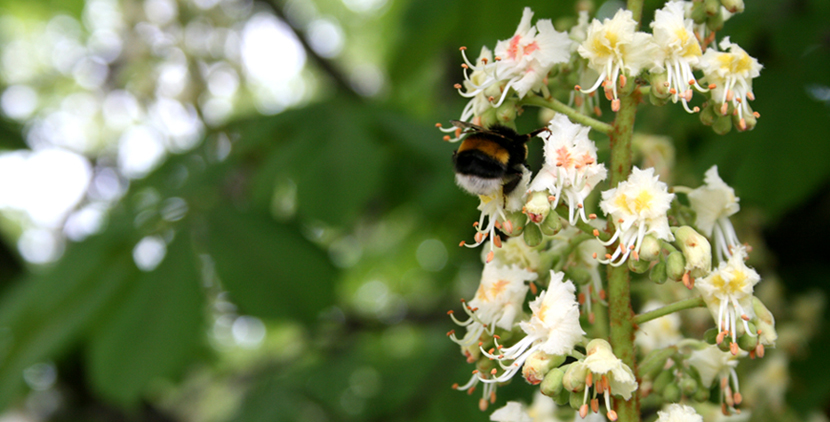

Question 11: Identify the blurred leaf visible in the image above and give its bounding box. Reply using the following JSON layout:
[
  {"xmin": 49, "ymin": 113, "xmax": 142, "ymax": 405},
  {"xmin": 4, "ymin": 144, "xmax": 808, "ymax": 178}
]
[
  {"xmin": 0, "ymin": 217, "xmax": 135, "ymax": 409},
  {"xmin": 247, "ymin": 102, "xmax": 389, "ymax": 227},
  {"xmin": 86, "ymin": 229, "xmax": 204, "ymax": 407},
  {"xmin": 231, "ymin": 325, "xmax": 461, "ymax": 422},
  {"xmin": 206, "ymin": 204, "xmax": 337, "ymax": 323}
]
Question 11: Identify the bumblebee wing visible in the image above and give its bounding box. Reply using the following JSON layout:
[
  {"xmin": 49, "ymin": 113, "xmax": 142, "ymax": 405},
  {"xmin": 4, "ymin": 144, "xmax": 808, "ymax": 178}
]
[{"xmin": 449, "ymin": 120, "xmax": 487, "ymax": 133}]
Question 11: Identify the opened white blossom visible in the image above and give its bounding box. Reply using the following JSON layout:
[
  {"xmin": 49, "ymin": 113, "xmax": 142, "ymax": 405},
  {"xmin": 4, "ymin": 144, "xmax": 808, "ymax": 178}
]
[
  {"xmin": 449, "ymin": 260, "xmax": 536, "ymax": 348},
  {"xmin": 441, "ymin": 7, "xmax": 571, "ymax": 138},
  {"xmin": 651, "ymin": 0, "xmax": 706, "ymax": 113},
  {"xmin": 695, "ymin": 246, "xmax": 760, "ymax": 351},
  {"xmin": 598, "ymin": 166, "xmax": 675, "ymax": 266},
  {"xmin": 571, "ymin": 339, "xmax": 637, "ymax": 421},
  {"xmin": 656, "ymin": 403, "xmax": 703, "ymax": 422},
  {"xmin": 635, "ymin": 301, "xmax": 683, "ymax": 353},
  {"xmin": 527, "ymin": 114, "xmax": 607, "ymax": 225},
  {"xmin": 687, "ymin": 166, "xmax": 741, "ymax": 262},
  {"xmin": 490, "ymin": 236, "xmax": 543, "ymax": 272},
  {"xmin": 700, "ymin": 37, "xmax": 762, "ymax": 131},
  {"xmin": 490, "ymin": 401, "xmax": 533, "ymax": 422},
  {"xmin": 490, "ymin": 391, "xmax": 568, "ymax": 422},
  {"xmin": 577, "ymin": 9, "xmax": 658, "ymax": 111},
  {"xmin": 463, "ymin": 167, "xmax": 531, "ymax": 262},
  {"xmin": 478, "ymin": 273, "xmax": 583, "ymax": 385},
  {"xmin": 688, "ymin": 344, "xmax": 744, "ymax": 412}
]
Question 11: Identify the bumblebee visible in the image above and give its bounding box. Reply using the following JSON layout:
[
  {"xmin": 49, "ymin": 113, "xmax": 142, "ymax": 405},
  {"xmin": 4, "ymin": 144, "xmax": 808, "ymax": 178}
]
[{"xmin": 451, "ymin": 120, "xmax": 547, "ymax": 197}]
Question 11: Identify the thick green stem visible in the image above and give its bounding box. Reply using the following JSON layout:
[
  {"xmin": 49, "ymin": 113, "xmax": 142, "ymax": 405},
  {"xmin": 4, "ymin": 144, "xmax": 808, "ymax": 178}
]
[
  {"xmin": 606, "ymin": 68, "xmax": 642, "ymax": 422},
  {"xmin": 522, "ymin": 96, "xmax": 613, "ymax": 134},
  {"xmin": 633, "ymin": 297, "xmax": 706, "ymax": 325}
]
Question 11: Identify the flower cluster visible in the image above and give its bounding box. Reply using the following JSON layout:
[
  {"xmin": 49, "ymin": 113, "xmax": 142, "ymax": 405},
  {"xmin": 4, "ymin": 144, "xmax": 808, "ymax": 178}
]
[{"xmin": 439, "ymin": 3, "xmax": 781, "ymax": 422}]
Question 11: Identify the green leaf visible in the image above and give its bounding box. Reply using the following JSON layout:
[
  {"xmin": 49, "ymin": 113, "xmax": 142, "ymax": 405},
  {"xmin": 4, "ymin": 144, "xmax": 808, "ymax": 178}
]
[
  {"xmin": 86, "ymin": 229, "xmax": 204, "ymax": 407},
  {"xmin": 248, "ymin": 103, "xmax": 388, "ymax": 227},
  {"xmin": 206, "ymin": 205, "xmax": 337, "ymax": 323},
  {"xmin": 0, "ymin": 219, "xmax": 135, "ymax": 409}
]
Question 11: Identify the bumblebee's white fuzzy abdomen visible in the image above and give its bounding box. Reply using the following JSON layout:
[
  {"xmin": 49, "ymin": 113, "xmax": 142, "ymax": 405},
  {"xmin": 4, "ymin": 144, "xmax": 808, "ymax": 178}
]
[{"xmin": 455, "ymin": 174, "xmax": 501, "ymax": 196}]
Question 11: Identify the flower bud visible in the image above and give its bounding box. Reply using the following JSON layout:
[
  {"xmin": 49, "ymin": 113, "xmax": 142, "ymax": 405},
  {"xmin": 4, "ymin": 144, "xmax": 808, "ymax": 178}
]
[
  {"xmin": 496, "ymin": 101, "xmax": 518, "ymax": 124},
  {"xmin": 738, "ymin": 321, "xmax": 759, "ymax": 352},
  {"xmin": 753, "ymin": 296, "xmax": 778, "ymax": 346},
  {"xmin": 706, "ymin": 7, "xmax": 725, "ymax": 32},
  {"xmin": 649, "ymin": 72, "xmax": 670, "ymax": 99},
  {"xmin": 690, "ymin": 0, "xmax": 707, "ymax": 23},
  {"xmin": 734, "ymin": 108, "xmax": 757, "ymax": 132},
  {"xmin": 525, "ymin": 191, "xmax": 551, "ymax": 224},
  {"xmin": 553, "ymin": 380, "xmax": 572, "ymax": 405},
  {"xmin": 674, "ymin": 226, "xmax": 712, "ymax": 278},
  {"xmin": 652, "ymin": 370, "xmax": 673, "ymax": 394},
  {"xmin": 639, "ymin": 347, "xmax": 675, "ymax": 380},
  {"xmin": 721, "ymin": 0, "xmax": 744, "ymax": 13},
  {"xmin": 504, "ymin": 211, "xmax": 526, "ymax": 236},
  {"xmin": 704, "ymin": 0, "xmax": 720, "ymax": 16},
  {"xmin": 562, "ymin": 362, "xmax": 588, "ymax": 392},
  {"xmin": 539, "ymin": 212, "xmax": 563, "ymax": 236},
  {"xmin": 541, "ymin": 367, "xmax": 566, "ymax": 397},
  {"xmin": 679, "ymin": 376, "xmax": 699, "ymax": 396},
  {"xmin": 628, "ymin": 256, "xmax": 651, "ymax": 273},
  {"xmin": 569, "ymin": 390, "xmax": 584, "ymax": 410},
  {"xmin": 717, "ymin": 338, "xmax": 732, "ymax": 352},
  {"xmin": 699, "ymin": 103, "xmax": 717, "ymax": 126},
  {"xmin": 639, "ymin": 235, "xmax": 662, "ymax": 261},
  {"xmin": 523, "ymin": 351, "xmax": 566, "ymax": 385},
  {"xmin": 713, "ymin": 113, "xmax": 732, "ymax": 135},
  {"xmin": 649, "ymin": 260, "xmax": 668, "ymax": 284},
  {"xmin": 693, "ymin": 385, "xmax": 710, "ymax": 402},
  {"xmin": 662, "ymin": 382, "xmax": 681, "ymax": 402},
  {"xmin": 704, "ymin": 327, "xmax": 719, "ymax": 344},
  {"xmin": 565, "ymin": 266, "xmax": 592, "ymax": 286},
  {"xmin": 666, "ymin": 251, "xmax": 686, "ymax": 281},
  {"xmin": 523, "ymin": 222, "xmax": 543, "ymax": 247}
]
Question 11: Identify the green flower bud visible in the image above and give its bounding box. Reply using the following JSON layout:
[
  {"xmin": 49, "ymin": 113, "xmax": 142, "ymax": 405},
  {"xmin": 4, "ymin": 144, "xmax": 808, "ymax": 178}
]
[
  {"xmin": 738, "ymin": 321, "xmax": 759, "ymax": 352},
  {"xmin": 652, "ymin": 370, "xmax": 673, "ymax": 394},
  {"xmin": 525, "ymin": 191, "xmax": 551, "ymax": 225},
  {"xmin": 628, "ymin": 256, "xmax": 651, "ymax": 273},
  {"xmin": 649, "ymin": 260, "xmax": 668, "ymax": 284},
  {"xmin": 704, "ymin": 327, "xmax": 719, "ymax": 344},
  {"xmin": 562, "ymin": 362, "xmax": 587, "ymax": 392},
  {"xmin": 539, "ymin": 212, "xmax": 563, "ymax": 236},
  {"xmin": 504, "ymin": 211, "xmax": 526, "ymax": 236},
  {"xmin": 690, "ymin": 0, "xmax": 707, "ymax": 23},
  {"xmin": 523, "ymin": 351, "xmax": 566, "ymax": 385},
  {"xmin": 713, "ymin": 113, "xmax": 732, "ymax": 135},
  {"xmin": 541, "ymin": 367, "xmax": 566, "ymax": 397},
  {"xmin": 649, "ymin": 72, "xmax": 670, "ymax": 99},
  {"xmin": 666, "ymin": 251, "xmax": 686, "ymax": 281},
  {"xmin": 496, "ymin": 101, "xmax": 518, "ymax": 124},
  {"xmin": 704, "ymin": 0, "xmax": 720, "ymax": 16},
  {"xmin": 706, "ymin": 7, "xmax": 725, "ymax": 32},
  {"xmin": 662, "ymin": 382, "xmax": 682, "ymax": 402},
  {"xmin": 639, "ymin": 347, "xmax": 675, "ymax": 380},
  {"xmin": 693, "ymin": 385, "xmax": 710, "ymax": 402},
  {"xmin": 737, "ymin": 109, "xmax": 757, "ymax": 132},
  {"xmin": 699, "ymin": 102, "xmax": 717, "ymax": 126},
  {"xmin": 680, "ymin": 376, "xmax": 699, "ymax": 396},
  {"xmin": 569, "ymin": 390, "xmax": 584, "ymax": 410},
  {"xmin": 565, "ymin": 266, "xmax": 592, "ymax": 286},
  {"xmin": 674, "ymin": 226, "xmax": 712, "ymax": 278},
  {"xmin": 721, "ymin": 0, "xmax": 744, "ymax": 13},
  {"xmin": 523, "ymin": 222, "xmax": 543, "ymax": 247},
  {"xmin": 752, "ymin": 296, "xmax": 777, "ymax": 346},
  {"xmin": 639, "ymin": 235, "xmax": 662, "ymax": 261},
  {"xmin": 717, "ymin": 337, "xmax": 732, "ymax": 352},
  {"xmin": 554, "ymin": 380, "xmax": 572, "ymax": 405}
]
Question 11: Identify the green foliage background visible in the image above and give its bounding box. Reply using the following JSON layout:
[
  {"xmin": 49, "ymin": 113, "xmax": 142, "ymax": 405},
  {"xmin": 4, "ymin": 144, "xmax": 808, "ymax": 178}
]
[{"xmin": 0, "ymin": 0, "xmax": 829, "ymax": 421}]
